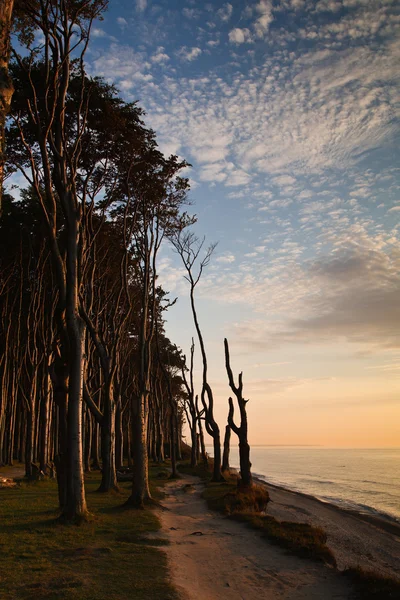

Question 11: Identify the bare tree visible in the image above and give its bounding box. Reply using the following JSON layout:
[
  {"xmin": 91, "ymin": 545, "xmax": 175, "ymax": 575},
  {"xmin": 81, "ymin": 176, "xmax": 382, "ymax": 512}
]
[
  {"xmin": 224, "ymin": 338, "xmax": 253, "ymax": 488},
  {"xmin": 221, "ymin": 423, "xmax": 231, "ymax": 473},
  {"xmin": 171, "ymin": 232, "xmax": 223, "ymax": 481}
]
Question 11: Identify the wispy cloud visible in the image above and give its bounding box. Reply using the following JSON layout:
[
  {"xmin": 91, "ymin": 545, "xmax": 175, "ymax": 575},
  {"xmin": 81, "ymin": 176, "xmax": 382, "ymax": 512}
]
[
  {"xmin": 217, "ymin": 3, "xmax": 234, "ymax": 22},
  {"xmin": 136, "ymin": 0, "xmax": 147, "ymax": 12}
]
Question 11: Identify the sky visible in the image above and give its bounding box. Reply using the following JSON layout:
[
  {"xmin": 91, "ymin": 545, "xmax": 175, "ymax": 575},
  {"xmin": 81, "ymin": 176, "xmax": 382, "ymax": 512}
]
[{"xmin": 86, "ymin": 0, "xmax": 400, "ymax": 447}]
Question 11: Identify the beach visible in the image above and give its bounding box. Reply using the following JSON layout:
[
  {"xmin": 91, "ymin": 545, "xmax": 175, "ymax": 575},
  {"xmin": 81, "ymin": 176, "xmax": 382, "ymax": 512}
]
[
  {"xmin": 159, "ymin": 473, "xmax": 400, "ymax": 599},
  {"xmin": 259, "ymin": 477, "xmax": 400, "ymax": 579}
]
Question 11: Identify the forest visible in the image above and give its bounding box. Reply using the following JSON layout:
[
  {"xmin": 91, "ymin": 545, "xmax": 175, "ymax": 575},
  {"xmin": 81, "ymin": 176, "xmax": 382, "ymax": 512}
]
[{"xmin": 0, "ymin": 0, "xmax": 253, "ymax": 522}]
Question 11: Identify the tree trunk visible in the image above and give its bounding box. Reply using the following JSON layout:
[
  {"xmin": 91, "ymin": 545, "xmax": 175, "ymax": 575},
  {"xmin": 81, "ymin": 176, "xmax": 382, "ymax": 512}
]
[
  {"xmin": 24, "ymin": 409, "xmax": 34, "ymax": 478},
  {"xmin": 98, "ymin": 382, "xmax": 118, "ymax": 492},
  {"xmin": 225, "ymin": 339, "xmax": 253, "ymax": 489},
  {"xmin": 63, "ymin": 226, "xmax": 88, "ymax": 519},
  {"xmin": 128, "ymin": 395, "xmax": 151, "ymax": 507},
  {"xmin": 197, "ymin": 416, "xmax": 208, "ymax": 467},
  {"xmin": 239, "ymin": 439, "xmax": 252, "ymax": 488},
  {"xmin": 115, "ymin": 401, "xmax": 123, "ymax": 469},
  {"xmin": 169, "ymin": 410, "xmax": 178, "ymax": 478},
  {"xmin": 84, "ymin": 409, "xmax": 92, "ymax": 473},
  {"xmin": 212, "ymin": 432, "xmax": 222, "ymax": 482},
  {"xmin": 190, "ymin": 412, "xmax": 197, "ymax": 467},
  {"xmin": 92, "ymin": 420, "xmax": 100, "ymax": 470},
  {"xmin": 0, "ymin": 0, "xmax": 15, "ymax": 214},
  {"xmin": 39, "ymin": 366, "xmax": 51, "ymax": 472},
  {"xmin": 222, "ymin": 424, "xmax": 231, "ymax": 473}
]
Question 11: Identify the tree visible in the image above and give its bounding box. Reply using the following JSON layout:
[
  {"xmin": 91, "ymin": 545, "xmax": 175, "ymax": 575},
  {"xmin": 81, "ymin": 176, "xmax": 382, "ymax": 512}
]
[
  {"xmin": 0, "ymin": 0, "xmax": 14, "ymax": 213},
  {"xmin": 171, "ymin": 232, "xmax": 223, "ymax": 481},
  {"xmin": 224, "ymin": 338, "xmax": 253, "ymax": 488},
  {"xmin": 9, "ymin": 0, "xmax": 108, "ymax": 521},
  {"xmin": 181, "ymin": 339, "xmax": 198, "ymax": 467}
]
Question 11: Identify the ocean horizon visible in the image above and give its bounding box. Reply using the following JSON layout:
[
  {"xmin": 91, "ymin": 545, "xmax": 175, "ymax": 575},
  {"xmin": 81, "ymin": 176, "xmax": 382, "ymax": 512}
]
[{"xmin": 205, "ymin": 445, "xmax": 400, "ymax": 522}]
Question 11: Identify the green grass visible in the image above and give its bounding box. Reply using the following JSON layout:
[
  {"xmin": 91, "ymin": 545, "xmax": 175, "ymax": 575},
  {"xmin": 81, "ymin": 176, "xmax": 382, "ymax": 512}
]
[{"xmin": 0, "ymin": 466, "xmax": 177, "ymax": 600}]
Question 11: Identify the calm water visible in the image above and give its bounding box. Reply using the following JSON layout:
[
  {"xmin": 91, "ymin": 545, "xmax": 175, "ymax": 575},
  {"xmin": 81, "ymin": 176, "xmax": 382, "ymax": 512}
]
[{"xmin": 207, "ymin": 446, "xmax": 400, "ymax": 521}]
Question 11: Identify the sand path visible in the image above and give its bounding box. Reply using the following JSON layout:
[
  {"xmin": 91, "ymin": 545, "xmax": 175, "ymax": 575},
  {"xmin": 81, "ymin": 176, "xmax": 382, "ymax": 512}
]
[{"xmin": 159, "ymin": 475, "xmax": 353, "ymax": 600}]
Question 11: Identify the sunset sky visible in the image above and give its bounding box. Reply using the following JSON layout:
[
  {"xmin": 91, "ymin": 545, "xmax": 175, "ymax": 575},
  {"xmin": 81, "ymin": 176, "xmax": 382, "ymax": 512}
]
[{"xmin": 87, "ymin": 0, "xmax": 400, "ymax": 447}]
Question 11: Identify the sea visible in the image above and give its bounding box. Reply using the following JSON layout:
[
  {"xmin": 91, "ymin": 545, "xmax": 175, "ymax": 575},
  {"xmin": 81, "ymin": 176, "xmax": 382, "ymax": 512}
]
[{"xmin": 207, "ymin": 446, "xmax": 400, "ymax": 522}]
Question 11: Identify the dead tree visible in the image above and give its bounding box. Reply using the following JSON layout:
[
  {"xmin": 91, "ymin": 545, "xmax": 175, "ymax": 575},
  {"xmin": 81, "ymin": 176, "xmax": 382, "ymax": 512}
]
[
  {"xmin": 221, "ymin": 424, "xmax": 231, "ymax": 473},
  {"xmin": 224, "ymin": 338, "xmax": 252, "ymax": 488}
]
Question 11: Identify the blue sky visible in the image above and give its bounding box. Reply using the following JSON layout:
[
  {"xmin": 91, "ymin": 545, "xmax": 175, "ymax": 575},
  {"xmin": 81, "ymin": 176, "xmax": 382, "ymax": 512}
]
[{"xmin": 85, "ymin": 0, "xmax": 400, "ymax": 446}]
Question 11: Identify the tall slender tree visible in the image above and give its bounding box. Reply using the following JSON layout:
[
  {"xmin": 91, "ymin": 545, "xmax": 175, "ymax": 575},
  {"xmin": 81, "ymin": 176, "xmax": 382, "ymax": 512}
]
[
  {"xmin": 171, "ymin": 232, "xmax": 223, "ymax": 481},
  {"xmin": 0, "ymin": 0, "xmax": 14, "ymax": 213}
]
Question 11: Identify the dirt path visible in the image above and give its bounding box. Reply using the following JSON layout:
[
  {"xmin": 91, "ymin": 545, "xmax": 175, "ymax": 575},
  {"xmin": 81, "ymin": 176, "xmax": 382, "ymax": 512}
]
[{"xmin": 159, "ymin": 475, "xmax": 353, "ymax": 600}]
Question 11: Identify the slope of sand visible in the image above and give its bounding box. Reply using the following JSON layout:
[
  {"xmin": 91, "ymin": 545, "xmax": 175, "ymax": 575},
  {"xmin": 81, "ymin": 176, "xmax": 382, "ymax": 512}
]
[
  {"xmin": 262, "ymin": 479, "xmax": 400, "ymax": 579},
  {"xmin": 159, "ymin": 475, "xmax": 353, "ymax": 600}
]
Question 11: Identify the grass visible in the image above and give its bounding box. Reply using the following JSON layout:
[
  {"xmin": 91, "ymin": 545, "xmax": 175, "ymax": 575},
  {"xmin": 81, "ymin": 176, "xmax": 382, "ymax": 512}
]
[
  {"xmin": 0, "ymin": 465, "xmax": 177, "ymax": 600},
  {"xmin": 180, "ymin": 461, "xmax": 336, "ymax": 567}
]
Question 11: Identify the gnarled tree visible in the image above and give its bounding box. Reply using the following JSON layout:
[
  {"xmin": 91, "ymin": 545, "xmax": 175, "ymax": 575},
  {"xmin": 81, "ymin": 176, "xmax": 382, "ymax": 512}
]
[{"xmin": 224, "ymin": 337, "xmax": 252, "ymax": 488}]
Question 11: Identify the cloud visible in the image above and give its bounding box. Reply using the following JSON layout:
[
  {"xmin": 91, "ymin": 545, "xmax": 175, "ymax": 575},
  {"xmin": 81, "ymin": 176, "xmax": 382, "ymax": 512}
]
[
  {"xmin": 254, "ymin": 0, "xmax": 274, "ymax": 38},
  {"xmin": 315, "ymin": 0, "xmax": 343, "ymax": 12},
  {"xmin": 227, "ymin": 234, "xmax": 400, "ymax": 352},
  {"xmin": 151, "ymin": 47, "xmax": 169, "ymax": 63},
  {"xmin": 216, "ymin": 253, "xmax": 235, "ymax": 264},
  {"xmin": 217, "ymin": 3, "xmax": 233, "ymax": 22},
  {"xmin": 199, "ymin": 163, "xmax": 227, "ymax": 182},
  {"xmin": 89, "ymin": 3, "xmax": 399, "ymax": 189},
  {"xmin": 229, "ymin": 1, "xmax": 274, "ymax": 43},
  {"xmin": 177, "ymin": 46, "xmax": 202, "ymax": 61},
  {"xmin": 182, "ymin": 8, "xmax": 201, "ymax": 19},
  {"xmin": 91, "ymin": 44, "xmax": 151, "ymax": 87},
  {"xmin": 90, "ymin": 28, "xmax": 119, "ymax": 42},
  {"xmin": 226, "ymin": 169, "xmax": 251, "ymax": 186},
  {"xmin": 116, "ymin": 17, "xmax": 128, "ymax": 27},
  {"xmin": 136, "ymin": 0, "xmax": 147, "ymax": 12},
  {"xmin": 272, "ymin": 175, "xmax": 297, "ymax": 186},
  {"xmin": 229, "ymin": 28, "xmax": 252, "ymax": 44}
]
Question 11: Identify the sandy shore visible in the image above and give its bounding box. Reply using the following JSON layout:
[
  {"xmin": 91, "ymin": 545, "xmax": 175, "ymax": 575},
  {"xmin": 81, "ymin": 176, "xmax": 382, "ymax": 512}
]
[
  {"xmin": 257, "ymin": 476, "xmax": 400, "ymax": 580},
  {"xmin": 159, "ymin": 474, "xmax": 354, "ymax": 600}
]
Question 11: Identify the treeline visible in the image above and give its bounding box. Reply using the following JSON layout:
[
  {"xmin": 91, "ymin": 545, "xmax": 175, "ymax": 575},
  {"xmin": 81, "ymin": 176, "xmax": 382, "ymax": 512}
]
[{"xmin": 0, "ymin": 0, "xmax": 253, "ymax": 522}]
